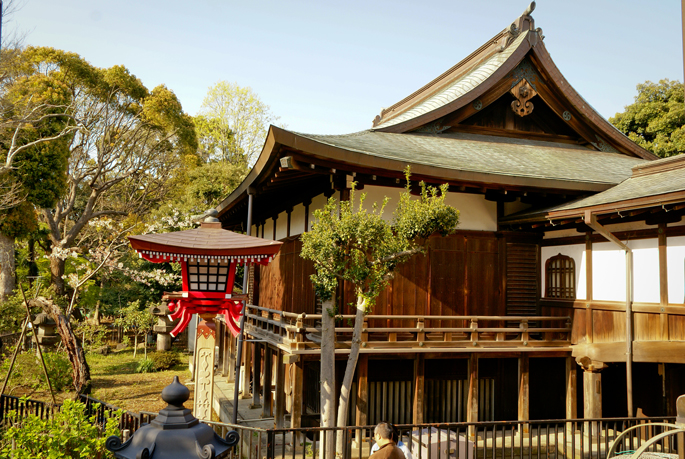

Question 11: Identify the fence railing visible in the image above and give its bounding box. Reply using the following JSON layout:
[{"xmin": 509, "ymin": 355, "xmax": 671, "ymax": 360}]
[
  {"xmin": 2, "ymin": 393, "xmax": 677, "ymax": 459},
  {"xmin": 245, "ymin": 305, "xmax": 572, "ymax": 354}
]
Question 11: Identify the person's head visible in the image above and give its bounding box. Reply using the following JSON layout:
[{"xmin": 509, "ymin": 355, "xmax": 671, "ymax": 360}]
[{"xmin": 374, "ymin": 422, "xmax": 394, "ymax": 446}]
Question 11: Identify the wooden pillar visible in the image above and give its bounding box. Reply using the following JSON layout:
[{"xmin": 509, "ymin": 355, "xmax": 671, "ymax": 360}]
[
  {"xmin": 467, "ymin": 354, "xmax": 479, "ymax": 440},
  {"xmin": 355, "ymin": 354, "xmax": 369, "ymax": 446},
  {"xmin": 272, "ymin": 216, "xmax": 277, "ymax": 240},
  {"xmin": 240, "ymin": 340, "xmax": 252, "ymax": 399},
  {"xmin": 262, "ymin": 346, "xmax": 273, "ymax": 418},
  {"xmin": 413, "ymin": 354, "xmax": 425, "ymax": 425},
  {"xmin": 226, "ymin": 334, "xmax": 236, "ymax": 383},
  {"xmin": 251, "ymin": 342, "xmax": 262, "ymax": 409},
  {"xmin": 518, "ymin": 354, "xmax": 530, "ymax": 433},
  {"xmin": 583, "ymin": 369, "xmax": 602, "ymax": 419},
  {"xmin": 586, "ymin": 233, "xmax": 594, "ymax": 343},
  {"xmin": 275, "ymin": 350, "xmax": 286, "ymax": 428},
  {"xmin": 566, "ymin": 357, "xmax": 578, "ymax": 420},
  {"xmin": 286, "ymin": 208, "xmax": 292, "ymax": 238},
  {"xmin": 291, "ymin": 359, "xmax": 304, "ymax": 445},
  {"xmin": 659, "ymin": 223, "xmax": 669, "ymax": 340}
]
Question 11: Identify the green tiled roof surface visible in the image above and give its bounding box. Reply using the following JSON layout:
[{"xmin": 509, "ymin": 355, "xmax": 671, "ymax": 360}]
[
  {"xmin": 294, "ymin": 130, "xmax": 647, "ymax": 184},
  {"xmin": 374, "ymin": 33, "xmax": 530, "ymax": 129}
]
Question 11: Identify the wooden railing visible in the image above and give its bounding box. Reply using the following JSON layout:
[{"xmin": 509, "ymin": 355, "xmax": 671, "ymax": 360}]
[{"xmin": 244, "ymin": 305, "xmax": 572, "ymax": 354}]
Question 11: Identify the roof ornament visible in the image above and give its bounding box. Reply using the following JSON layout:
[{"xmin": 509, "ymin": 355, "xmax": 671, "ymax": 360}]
[{"xmin": 510, "ymin": 78, "xmax": 537, "ymax": 117}]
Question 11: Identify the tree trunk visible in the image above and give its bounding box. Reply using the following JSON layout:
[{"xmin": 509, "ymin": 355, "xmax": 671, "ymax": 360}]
[
  {"xmin": 92, "ymin": 278, "xmax": 104, "ymax": 325},
  {"xmin": 30, "ymin": 297, "xmax": 91, "ymax": 394},
  {"xmin": 134, "ymin": 334, "xmax": 138, "ymax": 358},
  {"xmin": 320, "ymin": 299, "xmax": 336, "ymax": 459},
  {"xmin": 50, "ymin": 256, "xmax": 66, "ymax": 297},
  {"xmin": 0, "ymin": 232, "xmax": 15, "ymax": 299},
  {"xmin": 336, "ymin": 295, "xmax": 366, "ymax": 454}
]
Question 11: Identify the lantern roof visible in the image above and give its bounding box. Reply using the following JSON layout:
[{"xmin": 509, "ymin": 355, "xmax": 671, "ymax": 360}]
[{"xmin": 128, "ymin": 221, "xmax": 282, "ymax": 258}]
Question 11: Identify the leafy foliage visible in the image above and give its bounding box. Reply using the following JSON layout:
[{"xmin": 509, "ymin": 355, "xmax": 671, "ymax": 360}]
[
  {"xmin": 0, "ymin": 350, "xmax": 73, "ymax": 393},
  {"xmin": 135, "ymin": 358, "xmax": 156, "ymax": 373},
  {"xmin": 73, "ymin": 321, "xmax": 109, "ymax": 353},
  {"xmin": 610, "ymin": 79, "xmax": 685, "ymax": 158},
  {"xmin": 148, "ymin": 351, "xmax": 182, "ymax": 371},
  {"xmin": 301, "ymin": 168, "xmax": 460, "ymax": 308},
  {"xmin": 197, "ymin": 81, "xmax": 278, "ymax": 165},
  {"xmin": 0, "ymin": 398, "xmax": 121, "ymax": 458},
  {"xmin": 0, "ymin": 292, "xmax": 25, "ymax": 334}
]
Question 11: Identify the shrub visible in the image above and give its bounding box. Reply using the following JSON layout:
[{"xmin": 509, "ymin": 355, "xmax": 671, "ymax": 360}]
[
  {"xmin": 0, "ymin": 398, "xmax": 122, "ymax": 458},
  {"xmin": 135, "ymin": 358, "xmax": 156, "ymax": 373},
  {"xmin": 0, "ymin": 350, "xmax": 73, "ymax": 393},
  {"xmin": 149, "ymin": 351, "xmax": 181, "ymax": 371},
  {"xmin": 73, "ymin": 321, "xmax": 109, "ymax": 353}
]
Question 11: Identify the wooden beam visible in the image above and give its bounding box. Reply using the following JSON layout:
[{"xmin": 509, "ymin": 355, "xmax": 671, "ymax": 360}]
[
  {"xmin": 467, "ymin": 353, "xmax": 479, "ymax": 439},
  {"xmin": 659, "ymin": 223, "xmax": 669, "ymax": 341},
  {"xmin": 566, "ymin": 357, "xmax": 578, "ymax": 421},
  {"xmin": 240, "ymin": 340, "xmax": 252, "ymax": 399},
  {"xmin": 251, "ymin": 342, "xmax": 262, "ymax": 409},
  {"xmin": 275, "ymin": 349, "xmax": 286, "ymax": 428},
  {"xmin": 583, "ymin": 368, "xmax": 602, "ymax": 419},
  {"xmin": 291, "ymin": 359, "xmax": 304, "ymax": 444},
  {"xmin": 518, "ymin": 354, "xmax": 530, "ymax": 432},
  {"xmin": 413, "ymin": 354, "xmax": 425, "ymax": 425}
]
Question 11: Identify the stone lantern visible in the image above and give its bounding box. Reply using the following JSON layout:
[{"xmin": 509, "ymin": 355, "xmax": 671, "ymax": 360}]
[
  {"xmin": 32, "ymin": 312, "xmax": 60, "ymax": 349},
  {"xmin": 150, "ymin": 305, "xmax": 178, "ymax": 352},
  {"xmin": 128, "ymin": 216, "xmax": 282, "ymax": 420},
  {"xmin": 106, "ymin": 376, "xmax": 239, "ymax": 459}
]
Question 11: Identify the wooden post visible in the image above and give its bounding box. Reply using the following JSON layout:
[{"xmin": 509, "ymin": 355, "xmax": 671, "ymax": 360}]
[
  {"xmin": 251, "ymin": 342, "xmax": 262, "ymax": 409},
  {"xmin": 583, "ymin": 367, "xmax": 602, "ymax": 436},
  {"xmin": 566, "ymin": 357, "xmax": 578, "ymax": 420},
  {"xmin": 226, "ymin": 335, "xmax": 236, "ymax": 383},
  {"xmin": 518, "ymin": 354, "xmax": 530, "ymax": 433},
  {"xmin": 262, "ymin": 346, "xmax": 273, "ymax": 418},
  {"xmin": 413, "ymin": 354, "xmax": 425, "ymax": 425},
  {"xmin": 240, "ymin": 340, "xmax": 252, "ymax": 399},
  {"xmin": 659, "ymin": 223, "xmax": 669, "ymax": 340},
  {"xmin": 275, "ymin": 350, "xmax": 286, "ymax": 427},
  {"xmin": 355, "ymin": 354, "xmax": 369, "ymax": 446},
  {"xmin": 291, "ymin": 359, "xmax": 304, "ymax": 445},
  {"xmin": 467, "ymin": 353, "xmax": 479, "ymax": 440}
]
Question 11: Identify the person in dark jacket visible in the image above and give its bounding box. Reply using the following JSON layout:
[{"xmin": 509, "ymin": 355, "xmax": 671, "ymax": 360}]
[{"xmin": 369, "ymin": 422, "xmax": 406, "ymax": 459}]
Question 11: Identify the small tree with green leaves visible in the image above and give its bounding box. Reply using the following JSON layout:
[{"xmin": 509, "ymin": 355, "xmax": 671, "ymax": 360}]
[
  {"xmin": 300, "ymin": 169, "xmax": 459, "ymax": 454},
  {"xmin": 114, "ymin": 300, "xmax": 156, "ymax": 358}
]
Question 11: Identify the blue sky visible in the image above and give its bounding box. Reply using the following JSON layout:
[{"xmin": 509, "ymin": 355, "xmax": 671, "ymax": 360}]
[{"xmin": 6, "ymin": 0, "xmax": 683, "ymax": 135}]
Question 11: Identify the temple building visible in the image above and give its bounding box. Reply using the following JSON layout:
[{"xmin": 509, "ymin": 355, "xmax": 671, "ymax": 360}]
[{"xmin": 212, "ymin": 3, "xmax": 685, "ymax": 430}]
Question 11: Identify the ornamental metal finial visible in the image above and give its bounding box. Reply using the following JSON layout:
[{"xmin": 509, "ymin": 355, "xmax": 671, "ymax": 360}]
[{"xmin": 524, "ymin": 1, "xmax": 536, "ymax": 16}]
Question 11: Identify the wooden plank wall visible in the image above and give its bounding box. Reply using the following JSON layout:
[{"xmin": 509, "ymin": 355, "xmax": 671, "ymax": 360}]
[{"xmin": 260, "ymin": 231, "xmax": 526, "ymax": 321}]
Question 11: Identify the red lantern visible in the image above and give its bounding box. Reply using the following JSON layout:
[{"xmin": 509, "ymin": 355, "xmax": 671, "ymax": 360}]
[{"xmin": 128, "ymin": 220, "xmax": 282, "ymax": 337}]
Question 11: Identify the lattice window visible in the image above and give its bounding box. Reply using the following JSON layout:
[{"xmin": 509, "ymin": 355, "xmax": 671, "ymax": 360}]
[
  {"xmin": 545, "ymin": 254, "xmax": 575, "ymax": 299},
  {"xmin": 187, "ymin": 259, "xmax": 230, "ymax": 292}
]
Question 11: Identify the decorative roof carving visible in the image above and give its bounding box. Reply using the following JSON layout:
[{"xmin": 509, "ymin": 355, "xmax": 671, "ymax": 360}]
[{"xmin": 510, "ymin": 78, "xmax": 537, "ymax": 117}]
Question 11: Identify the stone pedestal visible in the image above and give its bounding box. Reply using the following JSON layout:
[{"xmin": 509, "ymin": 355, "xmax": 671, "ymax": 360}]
[
  {"xmin": 194, "ymin": 318, "xmax": 216, "ymax": 421},
  {"xmin": 150, "ymin": 305, "xmax": 178, "ymax": 352}
]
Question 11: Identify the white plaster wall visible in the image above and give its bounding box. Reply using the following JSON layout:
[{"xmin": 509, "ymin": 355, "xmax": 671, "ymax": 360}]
[
  {"xmin": 629, "ymin": 238, "xmax": 660, "ymax": 303},
  {"xmin": 358, "ymin": 185, "xmax": 401, "ymax": 220},
  {"xmin": 668, "ymin": 235, "xmax": 685, "ymax": 304},
  {"xmin": 592, "ymin": 241, "xmax": 627, "ymax": 302},
  {"xmin": 290, "ymin": 204, "xmax": 306, "ymax": 236},
  {"xmin": 250, "ymin": 224, "xmax": 257, "ymax": 237},
  {"xmin": 541, "ymin": 244, "xmax": 587, "ymax": 300},
  {"xmin": 443, "ymin": 192, "xmax": 497, "ymax": 231},
  {"xmin": 263, "ymin": 219, "xmax": 274, "ymax": 241},
  {"xmin": 308, "ymin": 193, "xmax": 330, "ymax": 231},
  {"xmin": 275, "ymin": 211, "xmax": 288, "ymax": 240}
]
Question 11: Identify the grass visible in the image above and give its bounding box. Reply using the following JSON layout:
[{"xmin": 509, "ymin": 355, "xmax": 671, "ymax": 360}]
[
  {"xmin": 2, "ymin": 347, "xmax": 195, "ymax": 413},
  {"xmin": 87, "ymin": 349, "xmax": 194, "ymax": 413}
]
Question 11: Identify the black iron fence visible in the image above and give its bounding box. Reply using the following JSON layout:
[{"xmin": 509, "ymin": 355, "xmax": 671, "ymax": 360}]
[{"xmin": 1, "ymin": 394, "xmax": 679, "ymax": 459}]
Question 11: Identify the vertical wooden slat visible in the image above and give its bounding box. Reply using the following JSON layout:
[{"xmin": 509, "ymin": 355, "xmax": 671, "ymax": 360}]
[
  {"xmin": 251, "ymin": 343, "xmax": 262, "ymax": 408},
  {"xmin": 275, "ymin": 350, "xmax": 286, "ymax": 428}
]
